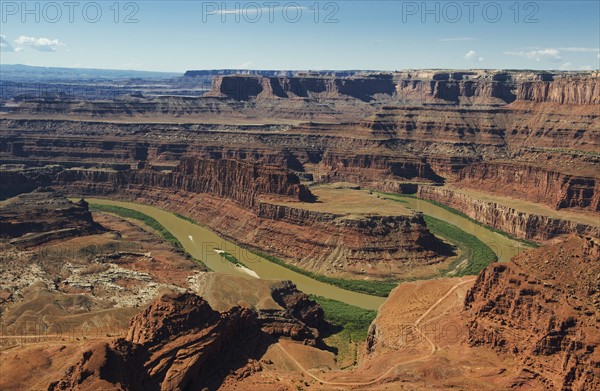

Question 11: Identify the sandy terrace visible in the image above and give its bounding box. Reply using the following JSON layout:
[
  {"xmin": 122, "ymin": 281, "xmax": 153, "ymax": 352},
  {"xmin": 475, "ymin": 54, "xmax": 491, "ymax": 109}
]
[
  {"xmin": 264, "ymin": 183, "xmax": 412, "ymax": 217},
  {"xmin": 446, "ymin": 185, "xmax": 600, "ymax": 227}
]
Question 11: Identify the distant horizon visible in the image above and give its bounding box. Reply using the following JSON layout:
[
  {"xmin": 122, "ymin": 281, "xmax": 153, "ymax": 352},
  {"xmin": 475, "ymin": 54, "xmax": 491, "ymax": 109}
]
[{"xmin": 2, "ymin": 63, "xmax": 598, "ymax": 75}]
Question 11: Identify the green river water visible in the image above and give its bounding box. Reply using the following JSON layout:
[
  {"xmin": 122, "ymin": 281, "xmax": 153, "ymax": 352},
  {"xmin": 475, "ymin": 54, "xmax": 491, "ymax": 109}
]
[{"xmin": 88, "ymin": 197, "xmax": 527, "ymax": 311}]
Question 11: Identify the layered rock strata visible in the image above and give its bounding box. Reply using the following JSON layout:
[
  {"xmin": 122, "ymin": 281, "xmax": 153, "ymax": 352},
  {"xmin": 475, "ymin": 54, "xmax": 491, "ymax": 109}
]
[
  {"xmin": 50, "ymin": 290, "xmax": 328, "ymax": 391},
  {"xmin": 0, "ymin": 159, "xmax": 446, "ymax": 278},
  {"xmin": 0, "ymin": 188, "xmax": 104, "ymax": 245},
  {"xmin": 417, "ymin": 186, "xmax": 599, "ymax": 241},
  {"xmin": 51, "ymin": 157, "xmax": 314, "ymax": 207},
  {"xmin": 1, "ymin": 70, "xmax": 598, "ymax": 243},
  {"xmin": 464, "ymin": 236, "xmax": 600, "ymax": 390},
  {"xmin": 206, "ymin": 71, "xmax": 599, "ymax": 105},
  {"xmin": 455, "ymin": 162, "xmax": 600, "ymax": 211}
]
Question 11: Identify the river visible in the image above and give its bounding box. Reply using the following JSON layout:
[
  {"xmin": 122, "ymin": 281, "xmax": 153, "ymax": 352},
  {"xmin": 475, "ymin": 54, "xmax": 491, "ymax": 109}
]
[
  {"xmin": 397, "ymin": 197, "xmax": 527, "ymax": 263},
  {"xmin": 87, "ymin": 197, "xmax": 528, "ymax": 310},
  {"xmin": 88, "ymin": 198, "xmax": 387, "ymax": 310}
]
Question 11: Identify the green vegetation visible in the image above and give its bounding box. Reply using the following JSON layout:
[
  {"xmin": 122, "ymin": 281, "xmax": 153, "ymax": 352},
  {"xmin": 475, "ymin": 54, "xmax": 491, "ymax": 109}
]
[
  {"xmin": 424, "ymin": 215, "xmax": 497, "ymax": 275},
  {"xmin": 174, "ymin": 212, "xmax": 198, "ymax": 224},
  {"xmin": 376, "ymin": 191, "xmax": 501, "ymax": 275},
  {"xmin": 168, "ymin": 206, "xmax": 494, "ymax": 294},
  {"xmin": 250, "ymin": 249, "xmax": 398, "ymax": 297},
  {"xmin": 217, "ymin": 250, "xmax": 243, "ymax": 267},
  {"xmin": 161, "ymin": 210, "xmax": 400, "ymax": 297},
  {"xmin": 310, "ymin": 295, "xmax": 377, "ymax": 368},
  {"xmin": 89, "ymin": 203, "xmax": 210, "ymax": 270},
  {"xmin": 378, "ymin": 191, "xmax": 540, "ymax": 248},
  {"xmin": 247, "ymin": 199, "xmax": 498, "ymax": 282}
]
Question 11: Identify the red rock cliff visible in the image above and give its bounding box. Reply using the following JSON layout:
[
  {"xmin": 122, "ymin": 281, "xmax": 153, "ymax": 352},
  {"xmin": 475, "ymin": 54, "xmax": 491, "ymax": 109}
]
[
  {"xmin": 464, "ymin": 236, "xmax": 600, "ymax": 390},
  {"xmin": 53, "ymin": 156, "xmax": 315, "ymax": 208},
  {"xmin": 206, "ymin": 71, "xmax": 599, "ymax": 105},
  {"xmin": 50, "ymin": 288, "xmax": 329, "ymax": 391},
  {"xmin": 455, "ymin": 162, "xmax": 600, "ymax": 212},
  {"xmin": 417, "ymin": 186, "xmax": 599, "ymax": 241},
  {"xmin": 517, "ymin": 77, "xmax": 600, "ymax": 105}
]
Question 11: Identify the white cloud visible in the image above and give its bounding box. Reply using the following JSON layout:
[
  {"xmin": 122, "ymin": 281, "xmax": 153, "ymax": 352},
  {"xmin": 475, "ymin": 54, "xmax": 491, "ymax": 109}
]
[
  {"xmin": 504, "ymin": 48, "xmax": 562, "ymax": 62},
  {"xmin": 14, "ymin": 35, "xmax": 65, "ymax": 52},
  {"xmin": 579, "ymin": 65, "xmax": 593, "ymax": 71},
  {"xmin": 0, "ymin": 35, "xmax": 15, "ymax": 52},
  {"xmin": 216, "ymin": 5, "xmax": 306, "ymax": 15},
  {"xmin": 558, "ymin": 47, "xmax": 600, "ymax": 53},
  {"xmin": 440, "ymin": 37, "xmax": 474, "ymax": 42},
  {"xmin": 238, "ymin": 61, "xmax": 253, "ymax": 69},
  {"xmin": 465, "ymin": 50, "xmax": 484, "ymax": 62},
  {"xmin": 559, "ymin": 47, "xmax": 600, "ymax": 61}
]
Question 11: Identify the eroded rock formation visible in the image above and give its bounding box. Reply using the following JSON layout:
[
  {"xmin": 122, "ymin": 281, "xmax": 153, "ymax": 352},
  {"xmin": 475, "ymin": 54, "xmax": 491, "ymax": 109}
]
[
  {"xmin": 206, "ymin": 71, "xmax": 599, "ymax": 105},
  {"xmin": 464, "ymin": 236, "xmax": 600, "ymax": 390},
  {"xmin": 455, "ymin": 162, "xmax": 600, "ymax": 211},
  {"xmin": 53, "ymin": 156, "xmax": 315, "ymax": 207},
  {"xmin": 1, "ymin": 69, "xmax": 598, "ymax": 244},
  {"xmin": 0, "ymin": 157, "xmax": 447, "ymax": 278},
  {"xmin": 0, "ymin": 188, "xmax": 104, "ymax": 246},
  {"xmin": 50, "ymin": 289, "xmax": 328, "ymax": 391},
  {"xmin": 418, "ymin": 186, "xmax": 599, "ymax": 240}
]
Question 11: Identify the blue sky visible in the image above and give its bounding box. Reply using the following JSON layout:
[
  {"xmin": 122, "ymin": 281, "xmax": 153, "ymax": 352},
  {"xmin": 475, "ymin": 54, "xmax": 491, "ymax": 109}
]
[{"xmin": 1, "ymin": 1, "xmax": 599, "ymax": 72}]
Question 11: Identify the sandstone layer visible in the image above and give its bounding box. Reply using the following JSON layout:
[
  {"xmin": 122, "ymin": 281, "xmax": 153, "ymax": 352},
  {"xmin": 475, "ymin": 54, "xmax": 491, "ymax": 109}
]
[
  {"xmin": 464, "ymin": 236, "xmax": 600, "ymax": 390},
  {"xmin": 1, "ymin": 70, "xmax": 598, "ymax": 245},
  {"xmin": 418, "ymin": 186, "xmax": 599, "ymax": 241},
  {"xmin": 49, "ymin": 291, "xmax": 329, "ymax": 391},
  {"xmin": 206, "ymin": 71, "xmax": 600, "ymax": 105},
  {"xmin": 455, "ymin": 162, "xmax": 600, "ymax": 211},
  {"xmin": 0, "ymin": 188, "xmax": 104, "ymax": 246}
]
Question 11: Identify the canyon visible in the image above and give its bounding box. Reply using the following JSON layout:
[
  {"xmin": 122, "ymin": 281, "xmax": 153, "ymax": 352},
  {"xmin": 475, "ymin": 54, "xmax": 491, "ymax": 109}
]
[
  {"xmin": 1, "ymin": 68, "xmax": 598, "ymax": 390},
  {"xmin": 0, "ymin": 158, "xmax": 448, "ymax": 280}
]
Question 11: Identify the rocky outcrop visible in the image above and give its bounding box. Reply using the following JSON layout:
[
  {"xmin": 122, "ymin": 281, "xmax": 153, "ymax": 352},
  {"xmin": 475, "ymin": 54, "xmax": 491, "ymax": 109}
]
[
  {"xmin": 175, "ymin": 157, "xmax": 314, "ymax": 205},
  {"xmin": 52, "ymin": 156, "xmax": 315, "ymax": 208},
  {"xmin": 50, "ymin": 290, "xmax": 329, "ymax": 391},
  {"xmin": 394, "ymin": 74, "xmax": 515, "ymax": 104},
  {"xmin": 516, "ymin": 77, "xmax": 600, "ymax": 105},
  {"xmin": 205, "ymin": 74, "xmax": 396, "ymax": 102},
  {"xmin": 456, "ymin": 162, "xmax": 600, "ymax": 211},
  {"xmin": 258, "ymin": 281, "xmax": 328, "ymax": 345},
  {"xmin": 318, "ymin": 152, "xmax": 444, "ymax": 187},
  {"xmin": 417, "ymin": 186, "xmax": 599, "ymax": 241},
  {"xmin": 0, "ymin": 188, "xmax": 104, "ymax": 244},
  {"xmin": 396, "ymin": 71, "xmax": 599, "ymax": 105},
  {"xmin": 205, "ymin": 71, "xmax": 599, "ymax": 105},
  {"xmin": 464, "ymin": 236, "xmax": 600, "ymax": 390},
  {"xmin": 269, "ymin": 280, "xmax": 328, "ymax": 332},
  {"xmin": 253, "ymin": 202, "xmax": 446, "ymax": 274},
  {"xmin": 49, "ymin": 293, "xmax": 262, "ymax": 391}
]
